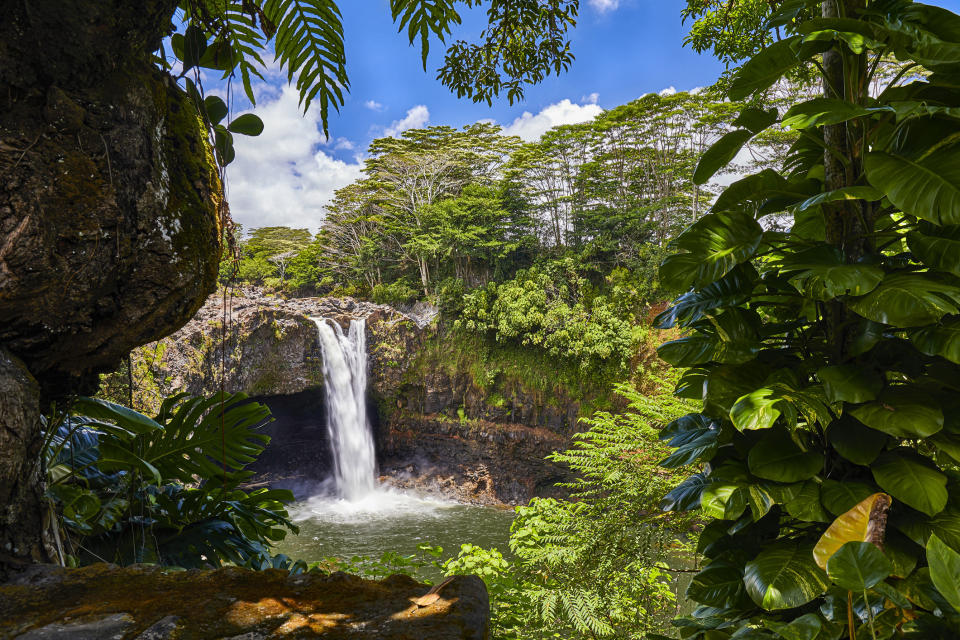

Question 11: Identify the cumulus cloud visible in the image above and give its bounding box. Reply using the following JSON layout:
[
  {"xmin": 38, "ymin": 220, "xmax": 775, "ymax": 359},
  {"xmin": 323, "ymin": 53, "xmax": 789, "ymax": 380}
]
[
  {"xmin": 659, "ymin": 86, "xmax": 678, "ymax": 96},
  {"xmin": 383, "ymin": 105, "xmax": 430, "ymax": 137},
  {"xmin": 226, "ymin": 85, "xmax": 364, "ymax": 232},
  {"xmin": 589, "ymin": 0, "xmax": 620, "ymax": 12},
  {"xmin": 364, "ymin": 99, "xmax": 385, "ymax": 111},
  {"xmin": 502, "ymin": 98, "xmax": 604, "ymax": 141}
]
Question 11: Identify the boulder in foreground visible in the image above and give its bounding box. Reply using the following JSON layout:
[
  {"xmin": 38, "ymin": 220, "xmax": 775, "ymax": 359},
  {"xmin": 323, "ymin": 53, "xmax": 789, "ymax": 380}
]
[{"xmin": 0, "ymin": 564, "xmax": 488, "ymax": 639}]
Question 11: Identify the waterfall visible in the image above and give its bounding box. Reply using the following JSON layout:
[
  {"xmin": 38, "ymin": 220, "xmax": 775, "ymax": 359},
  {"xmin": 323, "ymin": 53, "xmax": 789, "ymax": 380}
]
[{"xmin": 312, "ymin": 317, "xmax": 377, "ymax": 500}]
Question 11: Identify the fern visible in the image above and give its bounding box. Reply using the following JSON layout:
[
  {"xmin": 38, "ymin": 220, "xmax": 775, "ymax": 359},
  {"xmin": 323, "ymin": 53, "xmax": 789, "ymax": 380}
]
[{"xmin": 263, "ymin": 0, "xmax": 347, "ymax": 132}]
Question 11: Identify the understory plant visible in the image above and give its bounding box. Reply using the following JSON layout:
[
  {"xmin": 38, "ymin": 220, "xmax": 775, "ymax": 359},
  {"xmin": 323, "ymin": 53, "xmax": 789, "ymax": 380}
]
[
  {"xmin": 443, "ymin": 381, "xmax": 699, "ymax": 639},
  {"xmin": 43, "ymin": 392, "xmax": 300, "ymax": 569},
  {"xmin": 657, "ymin": 1, "xmax": 960, "ymax": 638}
]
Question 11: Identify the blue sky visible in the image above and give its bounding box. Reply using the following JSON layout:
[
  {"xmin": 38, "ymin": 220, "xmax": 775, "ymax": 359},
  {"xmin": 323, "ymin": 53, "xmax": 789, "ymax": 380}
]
[{"xmin": 223, "ymin": 0, "xmax": 736, "ymax": 231}]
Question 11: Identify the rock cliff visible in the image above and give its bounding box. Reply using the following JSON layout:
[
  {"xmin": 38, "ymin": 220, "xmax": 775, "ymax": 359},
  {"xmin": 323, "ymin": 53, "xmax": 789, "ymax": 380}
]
[
  {"xmin": 112, "ymin": 289, "xmax": 576, "ymax": 506},
  {"xmin": 1, "ymin": 563, "xmax": 489, "ymax": 639}
]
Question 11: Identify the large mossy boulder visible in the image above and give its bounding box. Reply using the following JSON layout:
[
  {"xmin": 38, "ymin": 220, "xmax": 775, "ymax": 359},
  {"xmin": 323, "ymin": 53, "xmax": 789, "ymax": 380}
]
[{"xmin": 0, "ymin": 0, "xmax": 221, "ymax": 574}]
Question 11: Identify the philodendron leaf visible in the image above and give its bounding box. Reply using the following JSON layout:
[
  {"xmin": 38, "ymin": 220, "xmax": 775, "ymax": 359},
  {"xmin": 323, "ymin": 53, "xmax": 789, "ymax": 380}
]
[
  {"xmin": 744, "ymin": 542, "xmax": 830, "ymax": 610},
  {"xmin": 730, "ymin": 388, "xmax": 783, "ymax": 431},
  {"xmin": 817, "ymin": 365, "xmax": 883, "ymax": 403},
  {"xmin": 813, "ymin": 492, "xmax": 892, "ymax": 570},
  {"xmin": 819, "ymin": 480, "xmax": 878, "ymax": 516},
  {"xmin": 660, "ymin": 210, "xmax": 764, "ymax": 291},
  {"xmin": 865, "ymin": 148, "xmax": 960, "ymax": 226},
  {"xmin": 733, "ymin": 106, "xmax": 778, "ymax": 134},
  {"xmin": 781, "ymin": 246, "xmax": 884, "ymax": 300},
  {"xmin": 850, "ymin": 387, "xmax": 943, "ymax": 439},
  {"xmin": 694, "ymin": 129, "xmax": 754, "ymax": 185},
  {"xmin": 701, "ymin": 483, "xmax": 748, "ymax": 520},
  {"xmin": 927, "ymin": 534, "xmax": 960, "ymax": 612},
  {"xmin": 660, "ymin": 473, "xmax": 711, "ymax": 512},
  {"xmin": 872, "ymin": 450, "xmax": 948, "ymax": 516},
  {"xmin": 729, "ymin": 35, "xmax": 802, "ymax": 101},
  {"xmin": 71, "ymin": 397, "xmax": 163, "ymax": 434},
  {"xmin": 748, "ymin": 429, "xmax": 823, "ymax": 483},
  {"xmin": 826, "ymin": 415, "xmax": 888, "ymax": 465},
  {"xmin": 907, "ymin": 226, "xmax": 960, "ymax": 277},
  {"xmin": 793, "ymin": 185, "xmax": 882, "ymax": 213},
  {"xmin": 826, "ymin": 541, "xmax": 892, "ymax": 591},
  {"xmin": 849, "ymin": 272, "xmax": 960, "ymax": 328},
  {"xmin": 910, "ymin": 316, "xmax": 960, "ymax": 364},
  {"xmin": 763, "ymin": 613, "xmax": 826, "ymax": 640},
  {"xmin": 782, "ymin": 98, "xmax": 890, "ymax": 130},
  {"xmin": 686, "ymin": 563, "xmax": 745, "ymax": 608}
]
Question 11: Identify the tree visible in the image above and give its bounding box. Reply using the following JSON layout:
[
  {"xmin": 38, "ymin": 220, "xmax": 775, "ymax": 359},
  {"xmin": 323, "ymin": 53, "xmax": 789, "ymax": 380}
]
[{"xmin": 658, "ymin": 1, "xmax": 960, "ymax": 636}]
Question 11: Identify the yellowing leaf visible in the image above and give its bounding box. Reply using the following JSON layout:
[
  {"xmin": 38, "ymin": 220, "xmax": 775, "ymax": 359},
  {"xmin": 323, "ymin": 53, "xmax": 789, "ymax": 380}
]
[{"xmin": 813, "ymin": 493, "xmax": 891, "ymax": 570}]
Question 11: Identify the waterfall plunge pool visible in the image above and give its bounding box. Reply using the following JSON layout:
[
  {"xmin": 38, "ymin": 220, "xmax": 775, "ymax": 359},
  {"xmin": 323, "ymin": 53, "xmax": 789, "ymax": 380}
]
[{"xmin": 273, "ymin": 490, "xmax": 516, "ymax": 579}]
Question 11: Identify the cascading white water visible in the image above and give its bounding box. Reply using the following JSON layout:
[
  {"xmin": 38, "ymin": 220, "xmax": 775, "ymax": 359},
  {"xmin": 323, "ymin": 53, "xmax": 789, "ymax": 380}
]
[{"xmin": 312, "ymin": 317, "xmax": 377, "ymax": 501}]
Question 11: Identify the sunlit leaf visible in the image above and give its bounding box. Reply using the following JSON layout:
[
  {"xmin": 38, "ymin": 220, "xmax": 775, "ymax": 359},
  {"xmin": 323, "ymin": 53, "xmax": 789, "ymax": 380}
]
[
  {"xmin": 744, "ymin": 542, "xmax": 830, "ymax": 610},
  {"xmin": 813, "ymin": 493, "xmax": 891, "ymax": 570}
]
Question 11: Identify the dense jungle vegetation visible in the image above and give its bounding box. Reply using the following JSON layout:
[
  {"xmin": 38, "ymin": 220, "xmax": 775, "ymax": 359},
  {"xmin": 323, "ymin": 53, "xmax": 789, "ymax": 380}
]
[{"xmin": 38, "ymin": 0, "xmax": 960, "ymax": 639}]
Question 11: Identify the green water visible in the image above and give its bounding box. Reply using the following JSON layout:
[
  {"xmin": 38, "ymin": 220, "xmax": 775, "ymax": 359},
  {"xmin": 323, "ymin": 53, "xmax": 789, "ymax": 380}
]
[{"xmin": 274, "ymin": 490, "xmax": 515, "ymax": 570}]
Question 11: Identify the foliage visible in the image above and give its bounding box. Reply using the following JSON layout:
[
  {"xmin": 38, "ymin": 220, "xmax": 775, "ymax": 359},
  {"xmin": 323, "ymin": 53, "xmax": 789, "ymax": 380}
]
[
  {"xmin": 44, "ymin": 393, "xmax": 299, "ymax": 570},
  {"xmin": 658, "ymin": 2, "xmax": 960, "ymax": 637},
  {"xmin": 443, "ymin": 381, "xmax": 699, "ymax": 639},
  {"xmin": 456, "ymin": 260, "xmax": 638, "ymax": 373}
]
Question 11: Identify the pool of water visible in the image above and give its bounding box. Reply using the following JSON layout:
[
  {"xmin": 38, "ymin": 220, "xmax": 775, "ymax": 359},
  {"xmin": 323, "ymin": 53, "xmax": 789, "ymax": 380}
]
[{"xmin": 274, "ymin": 488, "xmax": 515, "ymax": 571}]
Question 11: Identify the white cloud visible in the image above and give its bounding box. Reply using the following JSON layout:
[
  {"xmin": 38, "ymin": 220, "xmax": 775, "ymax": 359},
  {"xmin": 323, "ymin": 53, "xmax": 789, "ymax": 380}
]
[
  {"xmin": 502, "ymin": 98, "xmax": 604, "ymax": 141},
  {"xmin": 589, "ymin": 0, "xmax": 620, "ymax": 12},
  {"xmin": 226, "ymin": 85, "xmax": 364, "ymax": 232},
  {"xmin": 383, "ymin": 105, "xmax": 430, "ymax": 137},
  {"xmin": 364, "ymin": 99, "xmax": 385, "ymax": 112},
  {"xmin": 659, "ymin": 86, "xmax": 677, "ymax": 96}
]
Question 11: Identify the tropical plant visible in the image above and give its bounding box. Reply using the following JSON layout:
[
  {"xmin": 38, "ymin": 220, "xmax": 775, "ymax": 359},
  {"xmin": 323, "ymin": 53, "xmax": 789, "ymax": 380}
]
[
  {"xmin": 657, "ymin": 1, "xmax": 960, "ymax": 637},
  {"xmin": 443, "ymin": 381, "xmax": 699, "ymax": 639},
  {"xmin": 44, "ymin": 392, "xmax": 299, "ymax": 570}
]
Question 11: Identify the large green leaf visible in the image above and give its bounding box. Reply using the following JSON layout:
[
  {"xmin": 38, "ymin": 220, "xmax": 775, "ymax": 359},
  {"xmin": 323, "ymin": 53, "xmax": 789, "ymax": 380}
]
[
  {"xmin": 781, "ymin": 246, "xmax": 884, "ymax": 301},
  {"xmin": 653, "ymin": 264, "xmax": 757, "ymax": 329},
  {"xmin": 848, "ymin": 273, "xmax": 960, "ymax": 327},
  {"xmin": 910, "ymin": 316, "xmax": 960, "ymax": 364},
  {"xmin": 763, "ymin": 613, "xmax": 827, "ymax": 640},
  {"xmin": 747, "ymin": 429, "xmax": 823, "ymax": 483},
  {"xmin": 793, "ymin": 185, "xmax": 882, "ymax": 213},
  {"xmin": 743, "ymin": 542, "xmax": 830, "ymax": 610},
  {"xmin": 782, "ymin": 98, "xmax": 892, "ymax": 130},
  {"xmin": 660, "ymin": 473, "xmax": 712, "ymax": 512},
  {"xmin": 730, "ymin": 388, "xmax": 784, "ymax": 431},
  {"xmin": 872, "ymin": 449, "xmax": 948, "ymax": 516},
  {"xmin": 820, "ymin": 480, "xmax": 879, "ymax": 516},
  {"xmin": 687, "ymin": 563, "xmax": 745, "ymax": 608},
  {"xmin": 661, "ymin": 210, "xmax": 764, "ymax": 291},
  {"xmin": 694, "ymin": 129, "xmax": 754, "ymax": 185},
  {"xmin": 228, "ymin": 113, "xmax": 265, "ymax": 136},
  {"xmin": 849, "ymin": 387, "xmax": 943, "ymax": 439},
  {"xmin": 729, "ymin": 36, "xmax": 803, "ymax": 101},
  {"xmin": 816, "ymin": 365, "xmax": 883, "ymax": 403},
  {"xmin": 826, "ymin": 541, "xmax": 892, "ymax": 591},
  {"xmin": 659, "ymin": 426, "xmax": 719, "ymax": 468},
  {"xmin": 701, "ymin": 483, "xmax": 748, "ymax": 520},
  {"xmin": 825, "ymin": 415, "xmax": 888, "ymax": 465},
  {"xmin": 864, "ymin": 149, "xmax": 960, "ymax": 226},
  {"xmin": 72, "ymin": 397, "xmax": 163, "ymax": 434},
  {"xmin": 906, "ymin": 226, "xmax": 960, "ymax": 277},
  {"xmin": 733, "ymin": 107, "xmax": 779, "ymax": 134},
  {"xmin": 658, "ymin": 308, "xmax": 761, "ymax": 367},
  {"xmin": 927, "ymin": 534, "xmax": 960, "ymax": 612},
  {"xmin": 785, "ymin": 479, "xmax": 830, "ymax": 523}
]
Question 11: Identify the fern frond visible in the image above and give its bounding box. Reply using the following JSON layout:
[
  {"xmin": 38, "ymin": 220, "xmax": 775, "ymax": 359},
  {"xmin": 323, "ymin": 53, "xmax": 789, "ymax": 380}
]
[{"xmin": 263, "ymin": 0, "xmax": 348, "ymax": 135}]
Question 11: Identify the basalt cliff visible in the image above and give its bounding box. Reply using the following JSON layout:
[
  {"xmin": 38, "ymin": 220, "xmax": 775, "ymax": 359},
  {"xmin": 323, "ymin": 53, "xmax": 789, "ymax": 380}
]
[{"xmin": 108, "ymin": 288, "xmax": 579, "ymax": 506}]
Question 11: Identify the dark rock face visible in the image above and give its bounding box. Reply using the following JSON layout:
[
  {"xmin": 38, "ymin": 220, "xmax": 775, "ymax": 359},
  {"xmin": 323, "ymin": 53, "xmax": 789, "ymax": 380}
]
[
  {"xmin": 0, "ymin": 349, "xmax": 47, "ymax": 569},
  {"xmin": 0, "ymin": 563, "xmax": 490, "ymax": 639},
  {"xmin": 0, "ymin": 0, "xmax": 222, "ymax": 398}
]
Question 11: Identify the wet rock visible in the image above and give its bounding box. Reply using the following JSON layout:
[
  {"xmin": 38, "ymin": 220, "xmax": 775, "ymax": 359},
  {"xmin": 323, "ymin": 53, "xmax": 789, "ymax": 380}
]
[{"xmin": 0, "ymin": 564, "xmax": 489, "ymax": 639}]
